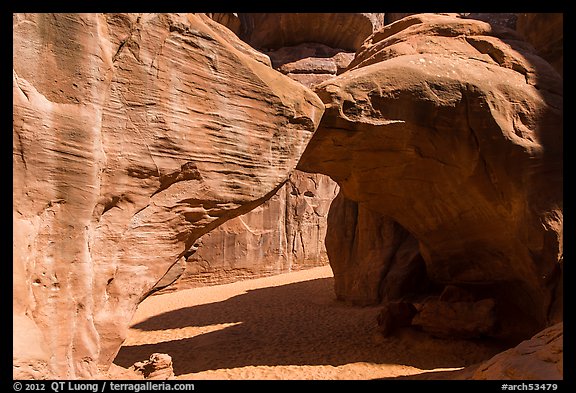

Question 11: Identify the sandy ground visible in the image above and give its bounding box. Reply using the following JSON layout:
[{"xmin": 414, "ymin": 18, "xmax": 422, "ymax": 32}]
[{"xmin": 114, "ymin": 266, "xmax": 504, "ymax": 380}]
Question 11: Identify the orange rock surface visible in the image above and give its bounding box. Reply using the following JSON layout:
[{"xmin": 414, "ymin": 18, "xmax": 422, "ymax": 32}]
[
  {"xmin": 13, "ymin": 13, "xmax": 323, "ymax": 378},
  {"xmin": 298, "ymin": 13, "xmax": 562, "ymax": 341}
]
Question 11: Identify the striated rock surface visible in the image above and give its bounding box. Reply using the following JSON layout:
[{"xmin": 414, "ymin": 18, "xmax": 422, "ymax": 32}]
[
  {"xmin": 165, "ymin": 171, "xmax": 338, "ymax": 289},
  {"xmin": 206, "ymin": 13, "xmax": 241, "ymax": 36},
  {"xmin": 237, "ymin": 13, "xmax": 385, "ymax": 52},
  {"xmin": 13, "ymin": 12, "xmax": 323, "ymax": 379},
  {"xmin": 209, "ymin": 13, "xmax": 383, "ymax": 88},
  {"xmin": 243, "ymin": 14, "xmax": 383, "ymax": 89},
  {"xmin": 298, "ymin": 13, "xmax": 563, "ymax": 341},
  {"xmin": 164, "ymin": 13, "xmax": 352, "ymax": 289}
]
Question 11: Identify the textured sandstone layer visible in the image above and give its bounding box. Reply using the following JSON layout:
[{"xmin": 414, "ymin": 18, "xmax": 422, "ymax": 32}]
[
  {"xmin": 237, "ymin": 13, "xmax": 385, "ymax": 52},
  {"xmin": 13, "ymin": 12, "xmax": 323, "ymax": 379},
  {"xmin": 386, "ymin": 12, "xmax": 518, "ymax": 29},
  {"xmin": 209, "ymin": 13, "xmax": 379, "ymax": 96},
  {"xmin": 13, "ymin": 11, "xmax": 564, "ymax": 381},
  {"xmin": 265, "ymin": 43, "xmax": 355, "ymax": 89},
  {"xmin": 161, "ymin": 13, "xmax": 348, "ymax": 290},
  {"xmin": 166, "ymin": 13, "xmax": 360, "ymax": 289},
  {"xmin": 166, "ymin": 171, "xmax": 338, "ymax": 289},
  {"xmin": 298, "ymin": 13, "xmax": 563, "ymax": 341},
  {"xmin": 240, "ymin": 13, "xmax": 383, "ymax": 89},
  {"xmin": 206, "ymin": 13, "xmax": 241, "ymax": 36}
]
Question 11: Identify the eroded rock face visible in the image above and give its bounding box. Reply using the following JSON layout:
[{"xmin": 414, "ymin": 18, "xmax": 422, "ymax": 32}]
[
  {"xmin": 13, "ymin": 12, "xmax": 323, "ymax": 379},
  {"xmin": 469, "ymin": 322, "xmax": 563, "ymax": 380},
  {"xmin": 298, "ymin": 13, "xmax": 563, "ymax": 341},
  {"xmin": 208, "ymin": 14, "xmax": 381, "ymax": 91},
  {"xmin": 411, "ymin": 298, "xmax": 497, "ymax": 339},
  {"xmin": 206, "ymin": 13, "xmax": 241, "ymax": 36},
  {"xmin": 386, "ymin": 12, "xmax": 517, "ymax": 29},
  {"xmin": 165, "ymin": 171, "xmax": 339, "ymax": 289},
  {"xmin": 164, "ymin": 13, "xmax": 350, "ymax": 289},
  {"xmin": 325, "ymin": 191, "xmax": 426, "ymax": 306},
  {"xmin": 391, "ymin": 322, "xmax": 563, "ymax": 380},
  {"xmin": 240, "ymin": 14, "xmax": 383, "ymax": 90},
  {"xmin": 237, "ymin": 13, "xmax": 385, "ymax": 52},
  {"xmin": 265, "ymin": 43, "xmax": 355, "ymax": 89},
  {"xmin": 131, "ymin": 353, "xmax": 175, "ymax": 380}
]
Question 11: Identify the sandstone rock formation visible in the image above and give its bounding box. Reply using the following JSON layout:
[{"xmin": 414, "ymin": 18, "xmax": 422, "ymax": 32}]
[
  {"xmin": 166, "ymin": 171, "xmax": 338, "ymax": 289},
  {"xmin": 516, "ymin": 13, "xmax": 563, "ymax": 76},
  {"xmin": 208, "ymin": 13, "xmax": 383, "ymax": 89},
  {"xmin": 166, "ymin": 13, "xmax": 375, "ymax": 289},
  {"xmin": 206, "ymin": 13, "xmax": 241, "ymax": 36},
  {"xmin": 376, "ymin": 300, "xmax": 417, "ymax": 337},
  {"xmin": 389, "ymin": 322, "xmax": 563, "ymax": 380},
  {"xmin": 325, "ymin": 192, "xmax": 427, "ymax": 306},
  {"xmin": 13, "ymin": 11, "xmax": 563, "ymax": 381},
  {"xmin": 266, "ymin": 43, "xmax": 355, "ymax": 89},
  {"xmin": 161, "ymin": 13, "xmax": 374, "ymax": 290},
  {"xmin": 253, "ymin": 14, "xmax": 383, "ymax": 89},
  {"xmin": 456, "ymin": 13, "xmax": 518, "ymax": 29},
  {"xmin": 131, "ymin": 353, "xmax": 175, "ymax": 380},
  {"xmin": 411, "ymin": 297, "xmax": 497, "ymax": 339},
  {"xmin": 470, "ymin": 322, "xmax": 563, "ymax": 380},
  {"xmin": 237, "ymin": 13, "xmax": 385, "ymax": 52},
  {"xmin": 298, "ymin": 13, "xmax": 563, "ymax": 341},
  {"xmin": 13, "ymin": 12, "xmax": 324, "ymax": 379},
  {"xmin": 100, "ymin": 364, "xmax": 144, "ymax": 380},
  {"xmin": 386, "ymin": 12, "xmax": 517, "ymax": 29}
]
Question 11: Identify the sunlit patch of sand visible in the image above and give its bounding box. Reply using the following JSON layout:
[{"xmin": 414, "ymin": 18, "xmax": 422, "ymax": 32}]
[
  {"xmin": 180, "ymin": 363, "xmax": 464, "ymax": 380},
  {"xmin": 114, "ymin": 265, "xmax": 503, "ymax": 380}
]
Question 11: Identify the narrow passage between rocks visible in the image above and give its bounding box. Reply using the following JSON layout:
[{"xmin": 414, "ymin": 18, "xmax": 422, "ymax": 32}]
[{"xmin": 114, "ymin": 266, "xmax": 505, "ymax": 380}]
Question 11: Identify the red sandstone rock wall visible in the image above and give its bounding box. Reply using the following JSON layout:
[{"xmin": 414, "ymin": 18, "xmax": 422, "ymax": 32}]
[
  {"xmin": 13, "ymin": 13, "xmax": 323, "ymax": 379},
  {"xmin": 169, "ymin": 13, "xmax": 387, "ymax": 288},
  {"xmin": 13, "ymin": 12, "xmax": 563, "ymax": 380},
  {"xmin": 298, "ymin": 13, "xmax": 563, "ymax": 342},
  {"xmin": 166, "ymin": 171, "xmax": 338, "ymax": 289}
]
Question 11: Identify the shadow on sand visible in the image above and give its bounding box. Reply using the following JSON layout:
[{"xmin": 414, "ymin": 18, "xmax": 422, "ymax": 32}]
[{"xmin": 114, "ymin": 276, "xmax": 505, "ymax": 376}]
